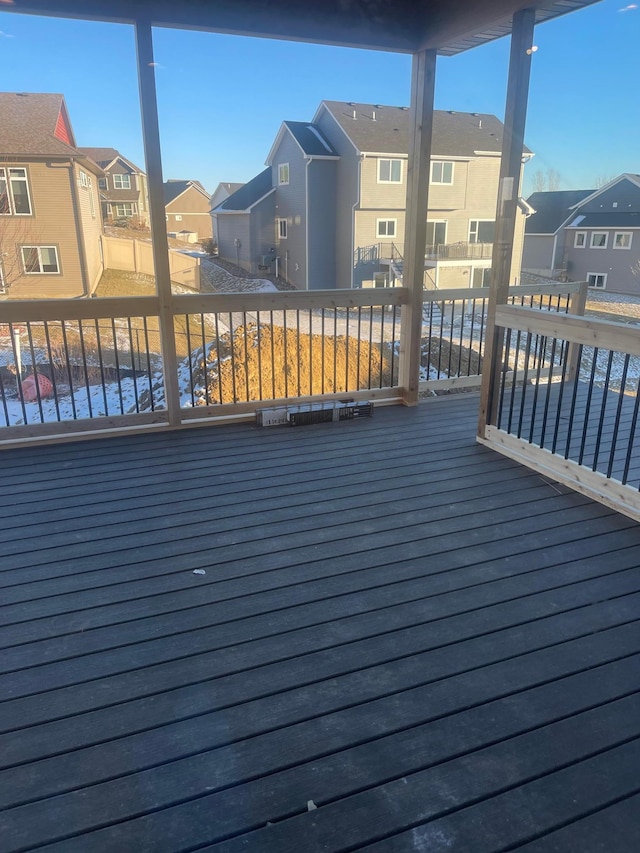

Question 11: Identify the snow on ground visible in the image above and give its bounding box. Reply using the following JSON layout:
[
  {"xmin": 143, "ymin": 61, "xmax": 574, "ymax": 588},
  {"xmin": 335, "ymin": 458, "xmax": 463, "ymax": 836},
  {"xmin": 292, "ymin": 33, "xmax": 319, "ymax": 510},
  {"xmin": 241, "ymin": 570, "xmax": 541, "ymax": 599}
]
[{"xmin": 2, "ymin": 291, "xmax": 638, "ymax": 427}]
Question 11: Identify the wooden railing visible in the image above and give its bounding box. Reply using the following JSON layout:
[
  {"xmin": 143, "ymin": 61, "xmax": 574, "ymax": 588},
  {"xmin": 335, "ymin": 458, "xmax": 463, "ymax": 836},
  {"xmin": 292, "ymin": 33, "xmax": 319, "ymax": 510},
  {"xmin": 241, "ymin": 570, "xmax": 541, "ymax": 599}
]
[
  {"xmin": 478, "ymin": 299, "xmax": 640, "ymax": 522},
  {"xmin": 0, "ymin": 281, "xmax": 583, "ymax": 447}
]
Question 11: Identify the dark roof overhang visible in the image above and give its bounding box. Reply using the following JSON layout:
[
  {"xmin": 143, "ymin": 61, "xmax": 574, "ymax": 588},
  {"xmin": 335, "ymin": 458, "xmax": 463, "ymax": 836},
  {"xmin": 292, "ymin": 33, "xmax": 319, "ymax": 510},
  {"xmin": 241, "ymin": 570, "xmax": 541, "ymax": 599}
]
[{"xmin": 3, "ymin": 1, "xmax": 603, "ymax": 56}]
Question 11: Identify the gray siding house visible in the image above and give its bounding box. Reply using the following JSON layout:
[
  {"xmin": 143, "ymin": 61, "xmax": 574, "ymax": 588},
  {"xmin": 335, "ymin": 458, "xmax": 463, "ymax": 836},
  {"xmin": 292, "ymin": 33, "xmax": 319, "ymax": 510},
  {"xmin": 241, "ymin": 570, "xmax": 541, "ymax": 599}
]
[
  {"xmin": 215, "ymin": 170, "xmax": 275, "ymax": 271},
  {"xmin": 214, "ymin": 100, "xmax": 532, "ymax": 290},
  {"xmin": 523, "ymin": 175, "xmax": 640, "ymax": 295},
  {"xmin": 210, "ymin": 181, "xmax": 244, "ymax": 244}
]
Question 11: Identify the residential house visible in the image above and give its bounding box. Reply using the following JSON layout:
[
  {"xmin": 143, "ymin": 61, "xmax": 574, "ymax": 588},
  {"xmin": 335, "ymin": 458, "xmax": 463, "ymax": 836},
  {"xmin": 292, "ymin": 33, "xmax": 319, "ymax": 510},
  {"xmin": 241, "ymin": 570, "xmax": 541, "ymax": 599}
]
[
  {"xmin": 78, "ymin": 147, "xmax": 149, "ymax": 226},
  {"xmin": 212, "ymin": 169, "xmax": 276, "ymax": 271},
  {"xmin": 214, "ymin": 101, "xmax": 532, "ymax": 290},
  {"xmin": 0, "ymin": 92, "xmax": 104, "ymax": 298},
  {"xmin": 210, "ymin": 181, "xmax": 244, "ymax": 245},
  {"xmin": 163, "ymin": 179, "xmax": 212, "ymax": 242},
  {"xmin": 523, "ymin": 175, "xmax": 640, "ymax": 294}
]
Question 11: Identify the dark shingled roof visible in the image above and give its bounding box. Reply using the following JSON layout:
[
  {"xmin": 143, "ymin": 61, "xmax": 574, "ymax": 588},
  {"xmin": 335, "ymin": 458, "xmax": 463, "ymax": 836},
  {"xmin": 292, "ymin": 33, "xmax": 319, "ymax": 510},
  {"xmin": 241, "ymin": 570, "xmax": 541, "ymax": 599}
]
[
  {"xmin": 214, "ymin": 169, "xmax": 273, "ymax": 212},
  {"xmin": 525, "ymin": 190, "xmax": 595, "ymax": 234},
  {"xmin": 320, "ymin": 101, "xmax": 528, "ymax": 157},
  {"xmin": 0, "ymin": 92, "xmax": 79, "ymax": 157},
  {"xmin": 565, "ymin": 211, "xmax": 640, "ymax": 229},
  {"xmin": 215, "ymin": 182, "xmax": 244, "ymax": 196},
  {"xmin": 78, "ymin": 147, "xmax": 144, "ymax": 173},
  {"xmin": 163, "ymin": 179, "xmax": 208, "ymax": 205},
  {"xmin": 283, "ymin": 121, "xmax": 339, "ymax": 157}
]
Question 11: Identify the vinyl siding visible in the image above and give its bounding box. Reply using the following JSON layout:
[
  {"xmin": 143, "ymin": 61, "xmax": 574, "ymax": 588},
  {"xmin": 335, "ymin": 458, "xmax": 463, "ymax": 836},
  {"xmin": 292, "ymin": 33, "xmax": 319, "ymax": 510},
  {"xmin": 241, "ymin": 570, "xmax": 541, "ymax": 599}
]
[
  {"xmin": 271, "ymin": 132, "xmax": 307, "ymax": 289},
  {"xmin": 306, "ymin": 159, "xmax": 337, "ymax": 289},
  {"xmin": 249, "ymin": 193, "xmax": 276, "ymax": 273},
  {"xmin": 564, "ymin": 228, "xmax": 640, "ymax": 295},
  {"xmin": 360, "ymin": 156, "xmax": 407, "ymax": 211},
  {"xmin": 315, "ymin": 107, "xmax": 359, "ymax": 288},
  {"xmin": 165, "ymin": 186, "xmax": 212, "ymax": 239},
  {"xmin": 522, "ymin": 234, "xmax": 555, "ymax": 272},
  {"xmin": 2, "ymin": 160, "xmax": 87, "ymax": 298},
  {"xmin": 217, "ymin": 213, "xmax": 252, "ymax": 272},
  {"xmin": 74, "ymin": 163, "xmax": 104, "ymax": 294}
]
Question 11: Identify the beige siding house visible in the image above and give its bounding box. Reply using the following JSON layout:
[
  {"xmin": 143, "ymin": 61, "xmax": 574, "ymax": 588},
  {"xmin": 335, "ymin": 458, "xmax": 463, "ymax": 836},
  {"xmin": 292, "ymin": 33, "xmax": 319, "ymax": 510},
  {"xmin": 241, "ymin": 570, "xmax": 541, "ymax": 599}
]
[
  {"xmin": 78, "ymin": 147, "xmax": 149, "ymax": 227},
  {"xmin": 163, "ymin": 180, "xmax": 212, "ymax": 241},
  {"xmin": 0, "ymin": 92, "xmax": 104, "ymax": 299},
  {"xmin": 213, "ymin": 100, "xmax": 532, "ymax": 290}
]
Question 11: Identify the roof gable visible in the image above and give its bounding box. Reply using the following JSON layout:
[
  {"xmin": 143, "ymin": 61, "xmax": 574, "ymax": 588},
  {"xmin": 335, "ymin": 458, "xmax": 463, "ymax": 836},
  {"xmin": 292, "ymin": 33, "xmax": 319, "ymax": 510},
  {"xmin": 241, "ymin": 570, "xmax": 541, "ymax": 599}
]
[
  {"xmin": 0, "ymin": 92, "xmax": 80, "ymax": 157},
  {"xmin": 78, "ymin": 147, "xmax": 145, "ymax": 175},
  {"xmin": 266, "ymin": 121, "xmax": 339, "ymax": 165},
  {"xmin": 163, "ymin": 179, "xmax": 209, "ymax": 206},
  {"xmin": 213, "ymin": 168, "xmax": 274, "ymax": 213},
  {"xmin": 525, "ymin": 189, "xmax": 594, "ymax": 235},
  {"xmin": 569, "ymin": 174, "xmax": 640, "ymax": 212},
  {"xmin": 317, "ymin": 100, "xmax": 524, "ymax": 157}
]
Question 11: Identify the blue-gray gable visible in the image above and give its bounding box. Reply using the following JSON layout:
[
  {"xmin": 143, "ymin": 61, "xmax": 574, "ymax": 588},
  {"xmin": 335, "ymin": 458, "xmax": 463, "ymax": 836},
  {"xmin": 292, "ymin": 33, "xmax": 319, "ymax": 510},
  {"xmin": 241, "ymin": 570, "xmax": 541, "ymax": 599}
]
[
  {"xmin": 525, "ymin": 190, "xmax": 593, "ymax": 234},
  {"xmin": 283, "ymin": 121, "xmax": 338, "ymax": 157},
  {"xmin": 575, "ymin": 178, "xmax": 640, "ymax": 216},
  {"xmin": 215, "ymin": 168, "xmax": 272, "ymax": 212}
]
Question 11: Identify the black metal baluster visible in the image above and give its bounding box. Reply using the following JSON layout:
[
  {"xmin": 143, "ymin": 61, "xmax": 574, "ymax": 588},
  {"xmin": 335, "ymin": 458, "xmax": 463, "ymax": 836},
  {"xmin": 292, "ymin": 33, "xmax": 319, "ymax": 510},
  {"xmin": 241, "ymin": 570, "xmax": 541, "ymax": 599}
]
[
  {"xmin": 607, "ymin": 353, "xmax": 630, "ymax": 479},
  {"xmin": 592, "ymin": 350, "xmax": 614, "ymax": 472},
  {"xmin": 43, "ymin": 321, "xmax": 61, "ymax": 421},
  {"xmin": 111, "ymin": 317, "xmax": 124, "ymax": 415},
  {"xmin": 62, "ymin": 320, "xmax": 79, "ymax": 419},
  {"xmin": 577, "ymin": 346, "xmax": 599, "ymax": 464},
  {"xmin": 185, "ymin": 314, "xmax": 195, "ymax": 408},
  {"xmin": 200, "ymin": 312, "xmax": 210, "ymax": 406},
  {"xmin": 94, "ymin": 319, "xmax": 109, "ymax": 416},
  {"xmin": 214, "ymin": 311, "xmax": 223, "ymax": 405}
]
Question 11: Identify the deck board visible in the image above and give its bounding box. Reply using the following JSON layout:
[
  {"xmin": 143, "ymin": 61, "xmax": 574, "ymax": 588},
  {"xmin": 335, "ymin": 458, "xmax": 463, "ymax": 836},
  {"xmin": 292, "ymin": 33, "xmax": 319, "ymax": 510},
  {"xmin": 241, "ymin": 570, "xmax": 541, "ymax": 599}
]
[{"xmin": 1, "ymin": 394, "xmax": 639, "ymax": 852}]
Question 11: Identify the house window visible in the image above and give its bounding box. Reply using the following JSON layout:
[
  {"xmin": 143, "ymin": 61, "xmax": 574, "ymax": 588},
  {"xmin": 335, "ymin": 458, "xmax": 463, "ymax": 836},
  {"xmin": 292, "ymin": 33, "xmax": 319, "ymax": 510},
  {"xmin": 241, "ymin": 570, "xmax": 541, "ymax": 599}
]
[
  {"xmin": 175, "ymin": 215, "xmax": 183, "ymax": 221},
  {"xmin": 469, "ymin": 220, "xmax": 495, "ymax": 243},
  {"xmin": 377, "ymin": 219, "xmax": 396, "ymax": 238},
  {"xmin": 614, "ymin": 232, "xmax": 632, "ymax": 249},
  {"xmin": 590, "ymin": 232, "xmax": 608, "ymax": 249},
  {"xmin": 21, "ymin": 245, "xmax": 60, "ymax": 274},
  {"xmin": 374, "ymin": 272, "xmax": 390, "ymax": 288},
  {"xmin": 112, "ymin": 174, "xmax": 131, "ymax": 189},
  {"xmin": 587, "ymin": 273, "xmax": 607, "ymax": 289},
  {"xmin": 378, "ymin": 159, "xmax": 402, "ymax": 183},
  {"xmin": 278, "ymin": 163, "xmax": 289, "ymax": 185},
  {"xmin": 426, "ymin": 220, "xmax": 447, "ymax": 247},
  {"xmin": 430, "ymin": 162, "xmax": 454, "ymax": 184},
  {"xmin": 277, "ymin": 218, "xmax": 287, "ymax": 239},
  {"xmin": 0, "ymin": 167, "xmax": 32, "ymax": 215},
  {"xmin": 80, "ymin": 170, "xmax": 89, "ymax": 188},
  {"xmin": 98, "ymin": 177, "xmax": 108, "ymax": 190},
  {"xmin": 472, "ymin": 267, "xmax": 492, "ymax": 288},
  {"xmin": 113, "ymin": 203, "xmax": 137, "ymax": 217},
  {"xmin": 574, "ymin": 231, "xmax": 586, "ymax": 248}
]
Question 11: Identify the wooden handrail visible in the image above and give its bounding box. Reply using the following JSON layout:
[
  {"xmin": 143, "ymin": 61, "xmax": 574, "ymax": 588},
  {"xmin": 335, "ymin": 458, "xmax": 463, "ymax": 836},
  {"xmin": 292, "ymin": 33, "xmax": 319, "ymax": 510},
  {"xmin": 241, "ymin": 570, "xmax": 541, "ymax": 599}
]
[{"xmin": 494, "ymin": 304, "xmax": 640, "ymax": 357}]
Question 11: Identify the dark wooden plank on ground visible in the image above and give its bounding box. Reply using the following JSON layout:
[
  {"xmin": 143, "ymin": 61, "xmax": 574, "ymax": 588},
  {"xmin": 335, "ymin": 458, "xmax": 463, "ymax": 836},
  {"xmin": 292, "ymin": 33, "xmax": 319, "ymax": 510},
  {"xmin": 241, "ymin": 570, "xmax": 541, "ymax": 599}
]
[{"xmin": 1, "ymin": 397, "xmax": 639, "ymax": 852}]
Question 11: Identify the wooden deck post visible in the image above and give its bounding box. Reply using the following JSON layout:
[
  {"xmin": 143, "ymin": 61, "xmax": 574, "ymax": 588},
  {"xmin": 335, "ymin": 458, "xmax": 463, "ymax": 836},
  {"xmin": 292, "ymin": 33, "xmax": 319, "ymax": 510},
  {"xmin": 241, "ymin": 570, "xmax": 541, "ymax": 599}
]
[
  {"xmin": 399, "ymin": 49, "xmax": 436, "ymax": 406},
  {"xmin": 565, "ymin": 280, "xmax": 589, "ymax": 382},
  {"xmin": 135, "ymin": 20, "xmax": 181, "ymax": 427},
  {"xmin": 477, "ymin": 7, "xmax": 535, "ymax": 436}
]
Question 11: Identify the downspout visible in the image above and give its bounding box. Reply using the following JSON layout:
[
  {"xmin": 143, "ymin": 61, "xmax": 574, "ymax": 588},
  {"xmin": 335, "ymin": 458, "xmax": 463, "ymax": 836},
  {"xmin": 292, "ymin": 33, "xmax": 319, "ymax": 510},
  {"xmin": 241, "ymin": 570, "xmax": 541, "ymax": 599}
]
[{"xmin": 68, "ymin": 160, "xmax": 90, "ymax": 297}]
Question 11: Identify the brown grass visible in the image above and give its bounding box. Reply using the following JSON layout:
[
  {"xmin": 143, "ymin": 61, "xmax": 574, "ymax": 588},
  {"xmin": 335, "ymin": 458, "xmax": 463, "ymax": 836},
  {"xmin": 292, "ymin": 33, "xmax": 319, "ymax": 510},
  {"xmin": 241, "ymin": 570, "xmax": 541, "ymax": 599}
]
[{"xmin": 188, "ymin": 325, "xmax": 396, "ymax": 404}]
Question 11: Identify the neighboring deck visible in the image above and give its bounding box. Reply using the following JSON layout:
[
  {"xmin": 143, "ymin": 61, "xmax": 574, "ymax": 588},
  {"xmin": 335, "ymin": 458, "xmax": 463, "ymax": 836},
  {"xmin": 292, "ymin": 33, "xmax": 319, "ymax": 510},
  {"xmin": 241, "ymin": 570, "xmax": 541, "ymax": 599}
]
[{"xmin": 1, "ymin": 394, "xmax": 640, "ymax": 852}]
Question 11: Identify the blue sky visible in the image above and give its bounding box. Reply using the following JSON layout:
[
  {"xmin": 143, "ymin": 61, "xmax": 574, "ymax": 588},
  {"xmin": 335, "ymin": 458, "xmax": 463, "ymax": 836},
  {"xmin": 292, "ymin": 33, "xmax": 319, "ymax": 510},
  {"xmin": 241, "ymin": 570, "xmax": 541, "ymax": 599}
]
[{"xmin": 0, "ymin": 1, "xmax": 637, "ymax": 195}]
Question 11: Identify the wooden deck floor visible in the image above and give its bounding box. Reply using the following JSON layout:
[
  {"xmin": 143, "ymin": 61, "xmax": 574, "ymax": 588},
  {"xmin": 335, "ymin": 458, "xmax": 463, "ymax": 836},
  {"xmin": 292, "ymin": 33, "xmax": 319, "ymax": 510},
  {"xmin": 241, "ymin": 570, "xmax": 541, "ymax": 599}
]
[{"xmin": 1, "ymin": 394, "xmax": 640, "ymax": 852}]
